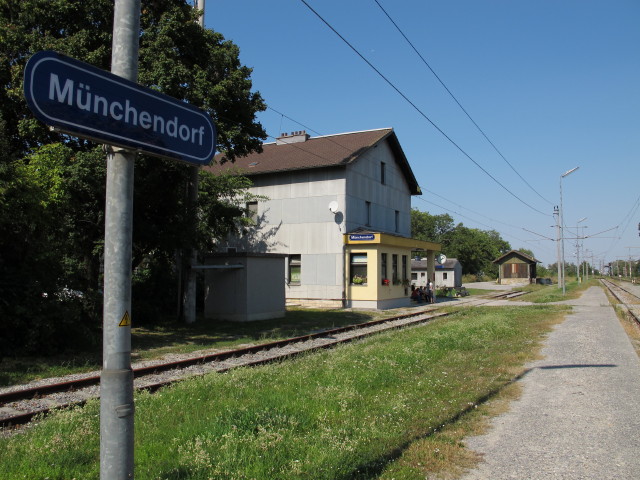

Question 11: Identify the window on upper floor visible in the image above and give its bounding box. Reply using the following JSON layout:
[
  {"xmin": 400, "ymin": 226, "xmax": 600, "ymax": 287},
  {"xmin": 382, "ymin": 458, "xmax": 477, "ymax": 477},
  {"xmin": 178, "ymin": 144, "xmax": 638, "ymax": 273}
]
[
  {"xmin": 395, "ymin": 210, "xmax": 400, "ymax": 232},
  {"xmin": 381, "ymin": 162, "xmax": 386, "ymax": 185},
  {"xmin": 246, "ymin": 201, "xmax": 258, "ymax": 224},
  {"xmin": 365, "ymin": 201, "xmax": 371, "ymax": 226}
]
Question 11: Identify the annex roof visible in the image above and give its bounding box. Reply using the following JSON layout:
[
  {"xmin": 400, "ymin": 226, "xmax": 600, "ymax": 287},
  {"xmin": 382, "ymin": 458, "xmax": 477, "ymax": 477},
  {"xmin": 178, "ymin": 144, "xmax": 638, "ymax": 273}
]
[
  {"xmin": 492, "ymin": 250, "xmax": 541, "ymax": 265},
  {"xmin": 206, "ymin": 128, "xmax": 421, "ymax": 195},
  {"xmin": 412, "ymin": 257, "xmax": 460, "ymax": 270}
]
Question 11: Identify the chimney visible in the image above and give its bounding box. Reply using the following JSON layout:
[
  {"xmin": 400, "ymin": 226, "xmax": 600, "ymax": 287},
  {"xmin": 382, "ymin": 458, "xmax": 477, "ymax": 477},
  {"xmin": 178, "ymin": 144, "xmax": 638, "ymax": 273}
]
[{"xmin": 276, "ymin": 130, "xmax": 310, "ymax": 145}]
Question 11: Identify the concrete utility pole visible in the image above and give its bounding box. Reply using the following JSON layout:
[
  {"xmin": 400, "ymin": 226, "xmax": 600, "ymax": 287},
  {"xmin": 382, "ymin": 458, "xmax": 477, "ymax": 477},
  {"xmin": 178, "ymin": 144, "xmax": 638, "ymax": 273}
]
[
  {"xmin": 554, "ymin": 206, "xmax": 561, "ymax": 288},
  {"xmin": 560, "ymin": 166, "xmax": 579, "ymax": 295},
  {"xmin": 101, "ymin": 0, "xmax": 139, "ymax": 478},
  {"xmin": 183, "ymin": 0, "xmax": 206, "ymax": 324},
  {"xmin": 574, "ymin": 217, "xmax": 587, "ymax": 282},
  {"xmin": 584, "ymin": 249, "xmax": 592, "ymax": 282},
  {"xmin": 625, "ymin": 247, "xmax": 640, "ymax": 281}
]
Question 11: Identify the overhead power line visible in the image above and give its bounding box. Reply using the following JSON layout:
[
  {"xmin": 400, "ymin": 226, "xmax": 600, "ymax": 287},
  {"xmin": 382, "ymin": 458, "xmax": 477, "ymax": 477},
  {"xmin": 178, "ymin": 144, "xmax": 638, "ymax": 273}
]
[
  {"xmin": 373, "ymin": 0, "xmax": 552, "ymax": 206},
  {"xmin": 298, "ymin": 0, "xmax": 549, "ymax": 217},
  {"xmin": 268, "ymin": 106, "xmax": 325, "ymax": 140},
  {"xmin": 223, "ymin": 107, "xmax": 555, "ymax": 260},
  {"xmin": 414, "ymin": 195, "xmax": 557, "ymax": 259},
  {"xmin": 602, "ymin": 192, "xmax": 640, "ymax": 257}
]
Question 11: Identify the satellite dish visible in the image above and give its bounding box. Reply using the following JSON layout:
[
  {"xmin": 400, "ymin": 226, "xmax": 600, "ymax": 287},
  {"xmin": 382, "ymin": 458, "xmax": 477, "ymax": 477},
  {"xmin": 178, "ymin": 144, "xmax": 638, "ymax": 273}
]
[
  {"xmin": 436, "ymin": 254, "xmax": 447, "ymax": 265},
  {"xmin": 328, "ymin": 201, "xmax": 339, "ymax": 213}
]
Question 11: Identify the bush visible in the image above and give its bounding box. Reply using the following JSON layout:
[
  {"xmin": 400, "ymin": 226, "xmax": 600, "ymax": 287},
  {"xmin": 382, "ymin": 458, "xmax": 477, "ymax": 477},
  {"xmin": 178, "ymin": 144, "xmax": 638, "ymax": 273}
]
[
  {"xmin": 0, "ymin": 285, "xmax": 101, "ymax": 357},
  {"xmin": 132, "ymin": 256, "xmax": 179, "ymax": 325}
]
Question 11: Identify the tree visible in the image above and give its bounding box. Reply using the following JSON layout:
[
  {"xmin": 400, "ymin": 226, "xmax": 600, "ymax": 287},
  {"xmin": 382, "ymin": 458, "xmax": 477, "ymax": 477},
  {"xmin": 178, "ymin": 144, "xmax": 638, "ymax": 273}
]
[
  {"xmin": 0, "ymin": 0, "xmax": 267, "ymax": 354},
  {"xmin": 443, "ymin": 226, "xmax": 502, "ymax": 276},
  {"xmin": 410, "ymin": 208, "xmax": 454, "ymax": 244},
  {"xmin": 537, "ymin": 264, "xmax": 551, "ymax": 278},
  {"xmin": 410, "ymin": 209, "xmax": 511, "ymax": 277},
  {"xmin": 517, "ymin": 247, "xmax": 536, "ymax": 259}
]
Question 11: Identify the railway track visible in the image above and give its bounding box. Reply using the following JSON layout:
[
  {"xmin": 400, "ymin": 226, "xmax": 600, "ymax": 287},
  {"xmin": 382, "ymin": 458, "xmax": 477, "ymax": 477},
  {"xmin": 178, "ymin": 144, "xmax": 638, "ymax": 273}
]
[
  {"xmin": 0, "ymin": 289, "xmax": 526, "ymax": 431},
  {"xmin": 600, "ymin": 278, "xmax": 640, "ymax": 325}
]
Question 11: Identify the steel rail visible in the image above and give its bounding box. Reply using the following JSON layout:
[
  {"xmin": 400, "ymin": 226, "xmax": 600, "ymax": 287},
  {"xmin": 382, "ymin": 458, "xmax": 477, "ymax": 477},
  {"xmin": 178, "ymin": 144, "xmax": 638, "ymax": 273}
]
[
  {"xmin": 600, "ymin": 278, "xmax": 640, "ymax": 325},
  {"xmin": 1, "ymin": 309, "xmax": 453, "ymax": 428},
  {"xmin": 1, "ymin": 289, "xmax": 525, "ymax": 429}
]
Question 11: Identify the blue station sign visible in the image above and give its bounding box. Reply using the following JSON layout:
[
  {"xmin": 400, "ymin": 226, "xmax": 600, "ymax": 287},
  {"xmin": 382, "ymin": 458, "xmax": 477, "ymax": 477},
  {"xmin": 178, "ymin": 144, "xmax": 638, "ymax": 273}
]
[
  {"xmin": 23, "ymin": 51, "xmax": 216, "ymax": 165},
  {"xmin": 349, "ymin": 234, "xmax": 376, "ymax": 241}
]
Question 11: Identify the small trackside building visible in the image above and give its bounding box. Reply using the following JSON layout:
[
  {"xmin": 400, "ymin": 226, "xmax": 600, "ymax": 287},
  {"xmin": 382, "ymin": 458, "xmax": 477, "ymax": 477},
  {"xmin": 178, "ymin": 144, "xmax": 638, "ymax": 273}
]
[
  {"xmin": 205, "ymin": 128, "xmax": 441, "ymax": 309},
  {"xmin": 345, "ymin": 231, "xmax": 440, "ymax": 309},
  {"xmin": 411, "ymin": 257, "xmax": 463, "ymax": 289},
  {"xmin": 493, "ymin": 250, "xmax": 540, "ymax": 285}
]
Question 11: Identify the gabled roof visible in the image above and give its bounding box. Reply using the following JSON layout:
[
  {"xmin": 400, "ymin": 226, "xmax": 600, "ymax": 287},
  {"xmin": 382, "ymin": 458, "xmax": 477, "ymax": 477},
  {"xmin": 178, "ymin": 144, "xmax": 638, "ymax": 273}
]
[
  {"xmin": 412, "ymin": 257, "xmax": 460, "ymax": 270},
  {"xmin": 205, "ymin": 128, "xmax": 421, "ymax": 195},
  {"xmin": 437, "ymin": 258, "xmax": 461, "ymax": 269},
  {"xmin": 492, "ymin": 250, "xmax": 540, "ymax": 264}
]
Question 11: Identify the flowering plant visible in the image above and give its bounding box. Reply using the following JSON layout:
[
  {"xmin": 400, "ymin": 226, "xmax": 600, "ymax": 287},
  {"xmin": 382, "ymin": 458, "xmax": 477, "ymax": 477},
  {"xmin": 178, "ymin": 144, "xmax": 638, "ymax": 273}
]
[
  {"xmin": 352, "ymin": 274, "xmax": 366, "ymax": 285},
  {"xmin": 382, "ymin": 278, "xmax": 390, "ymax": 285}
]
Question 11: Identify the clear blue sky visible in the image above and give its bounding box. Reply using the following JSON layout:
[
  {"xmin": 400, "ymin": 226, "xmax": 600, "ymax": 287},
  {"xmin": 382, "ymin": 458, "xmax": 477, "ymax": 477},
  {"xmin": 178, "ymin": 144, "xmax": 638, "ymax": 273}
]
[{"xmin": 206, "ymin": 0, "xmax": 640, "ymax": 269}]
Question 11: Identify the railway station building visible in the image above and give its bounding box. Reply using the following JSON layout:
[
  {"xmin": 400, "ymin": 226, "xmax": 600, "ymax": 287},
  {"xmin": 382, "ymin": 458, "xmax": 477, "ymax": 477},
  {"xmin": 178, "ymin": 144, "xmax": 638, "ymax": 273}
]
[{"xmin": 205, "ymin": 128, "xmax": 440, "ymax": 309}]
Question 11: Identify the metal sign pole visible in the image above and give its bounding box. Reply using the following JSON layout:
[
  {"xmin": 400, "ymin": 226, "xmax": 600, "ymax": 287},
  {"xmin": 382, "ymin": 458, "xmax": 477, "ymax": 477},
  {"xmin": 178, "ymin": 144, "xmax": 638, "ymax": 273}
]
[
  {"xmin": 22, "ymin": 2, "xmax": 214, "ymax": 476},
  {"xmin": 101, "ymin": 0, "xmax": 140, "ymax": 478}
]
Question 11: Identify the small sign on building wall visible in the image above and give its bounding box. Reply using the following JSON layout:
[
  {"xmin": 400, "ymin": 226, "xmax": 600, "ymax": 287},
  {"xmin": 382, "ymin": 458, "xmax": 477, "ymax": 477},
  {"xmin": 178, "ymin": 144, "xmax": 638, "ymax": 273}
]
[{"xmin": 349, "ymin": 234, "xmax": 375, "ymax": 241}]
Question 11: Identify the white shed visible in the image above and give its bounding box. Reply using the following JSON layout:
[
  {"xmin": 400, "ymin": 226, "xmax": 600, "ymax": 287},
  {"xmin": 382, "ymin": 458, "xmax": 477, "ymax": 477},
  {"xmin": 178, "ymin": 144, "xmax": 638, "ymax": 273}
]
[
  {"xmin": 435, "ymin": 258, "xmax": 462, "ymax": 288},
  {"xmin": 411, "ymin": 257, "xmax": 462, "ymax": 288}
]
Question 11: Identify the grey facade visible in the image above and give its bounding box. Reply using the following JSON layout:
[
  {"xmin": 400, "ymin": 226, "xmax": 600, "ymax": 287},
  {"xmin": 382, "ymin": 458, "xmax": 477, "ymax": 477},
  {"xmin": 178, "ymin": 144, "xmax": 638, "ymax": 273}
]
[
  {"xmin": 206, "ymin": 128, "xmax": 438, "ymax": 308},
  {"xmin": 203, "ymin": 253, "xmax": 286, "ymax": 321}
]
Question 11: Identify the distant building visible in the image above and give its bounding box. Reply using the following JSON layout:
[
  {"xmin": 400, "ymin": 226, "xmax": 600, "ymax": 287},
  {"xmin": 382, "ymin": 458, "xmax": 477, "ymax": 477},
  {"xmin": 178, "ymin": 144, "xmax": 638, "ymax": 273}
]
[
  {"xmin": 206, "ymin": 128, "xmax": 441, "ymax": 309},
  {"xmin": 411, "ymin": 257, "xmax": 462, "ymax": 288},
  {"xmin": 492, "ymin": 250, "xmax": 540, "ymax": 285}
]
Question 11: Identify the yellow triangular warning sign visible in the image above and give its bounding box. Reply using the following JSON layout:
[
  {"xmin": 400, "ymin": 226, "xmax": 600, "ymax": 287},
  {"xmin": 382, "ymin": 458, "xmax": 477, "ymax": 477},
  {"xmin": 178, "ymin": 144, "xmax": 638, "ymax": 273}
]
[{"xmin": 119, "ymin": 311, "xmax": 132, "ymax": 327}]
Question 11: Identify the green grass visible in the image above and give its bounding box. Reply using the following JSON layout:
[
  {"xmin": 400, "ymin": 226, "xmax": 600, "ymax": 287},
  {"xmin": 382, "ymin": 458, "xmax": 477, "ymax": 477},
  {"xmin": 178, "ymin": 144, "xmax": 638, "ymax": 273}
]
[
  {"xmin": 0, "ymin": 305, "xmax": 567, "ymax": 479},
  {"xmin": 0, "ymin": 308, "xmax": 383, "ymax": 386},
  {"xmin": 434, "ymin": 287, "xmax": 496, "ymax": 299},
  {"xmin": 0, "ymin": 356, "xmax": 103, "ymax": 387},
  {"xmin": 464, "ymin": 287, "xmax": 499, "ymax": 296},
  {"xmin": 512, "ymin": 278, "xmax": 599, "ymax": 303}
]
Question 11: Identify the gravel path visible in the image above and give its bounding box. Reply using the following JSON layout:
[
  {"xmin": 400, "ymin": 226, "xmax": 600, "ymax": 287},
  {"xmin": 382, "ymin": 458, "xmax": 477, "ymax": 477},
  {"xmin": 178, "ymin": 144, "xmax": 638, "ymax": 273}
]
[{"xmin": 461, "ymin": 286, "xmax": 640, "ymax": 479}]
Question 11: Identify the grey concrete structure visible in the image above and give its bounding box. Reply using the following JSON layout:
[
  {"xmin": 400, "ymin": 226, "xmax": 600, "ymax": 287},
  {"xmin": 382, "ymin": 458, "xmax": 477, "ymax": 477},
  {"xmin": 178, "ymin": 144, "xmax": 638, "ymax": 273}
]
[
  {"xmin": 203, "ymin": 253, "xmax": 286, "ymax": 321},
  {"xmin": 462, "ymin": 286, "xmax": 640, "ymax": 479}
]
